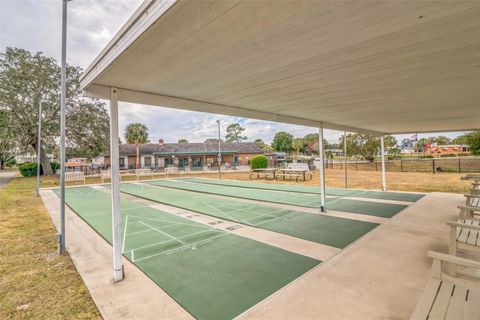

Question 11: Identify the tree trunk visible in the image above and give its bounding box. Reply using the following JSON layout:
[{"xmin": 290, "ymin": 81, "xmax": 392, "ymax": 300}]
[
  {"xmin": 0, "ymin": 158, "xmax": 4, "ymax": 170},
  {"xmin": 136, "ymin": 144, "xmax": 140, "ymax": 169},
  {"xmin": 31, "ymin": 138, "xmax": 53, "ymax": 175}
]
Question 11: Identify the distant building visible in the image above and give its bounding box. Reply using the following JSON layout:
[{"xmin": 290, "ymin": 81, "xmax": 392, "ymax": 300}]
[
  {"xmin": 103, "ymin": 141, "xmax": 264, "ymax": 170},
  {"xmin": 424, "ymin": 144, "xmax": 470, "ymax": 155}
]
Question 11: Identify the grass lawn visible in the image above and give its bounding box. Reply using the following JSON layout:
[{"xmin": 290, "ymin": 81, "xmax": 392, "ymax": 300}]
[
  {"xmin": 0, "ymin": 175, "xmax": 100, "ymax": 319},
  {"xmin": 200, "ymin": 170, "xmax": 473, "ymax": 194}
]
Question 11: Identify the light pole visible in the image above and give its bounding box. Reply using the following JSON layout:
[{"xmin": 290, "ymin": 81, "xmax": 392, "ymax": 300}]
[
  {"xmin": 36, "ymin": 101, "xmax": 42, "ymax": 196},
  {"xmin": 216, "ymin": 120, "xmax": 221, "ymax": 179},
  {"xmin": 59, "ymin": 0, "xmax": 69, "ymax": 254}
]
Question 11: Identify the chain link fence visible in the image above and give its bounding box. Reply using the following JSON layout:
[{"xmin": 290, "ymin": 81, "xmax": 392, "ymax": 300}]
[{"xmin": 323, "ymin": 157, "xmax": 480, "ymax": 174}]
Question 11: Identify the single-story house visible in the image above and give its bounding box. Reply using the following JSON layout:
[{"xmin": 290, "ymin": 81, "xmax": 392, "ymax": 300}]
[{"xmin": 104, "ymin": 141, "xmax": 264, "ymax": 170}]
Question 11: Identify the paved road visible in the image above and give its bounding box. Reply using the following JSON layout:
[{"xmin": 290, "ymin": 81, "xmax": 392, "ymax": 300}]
[{"xmin": 0, "ymin": 171, "xmax": 17, "ymax": 189}]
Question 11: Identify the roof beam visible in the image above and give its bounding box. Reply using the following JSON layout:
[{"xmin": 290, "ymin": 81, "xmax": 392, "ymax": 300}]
[{"xmin": 83, "ymin": 84, "xmax": 385, "ymax": 136}]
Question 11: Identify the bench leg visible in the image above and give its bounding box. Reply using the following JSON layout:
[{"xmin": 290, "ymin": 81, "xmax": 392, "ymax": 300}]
[{"xmin": 448, "ymin": 227, "xmax": 457, "ymax": 276}]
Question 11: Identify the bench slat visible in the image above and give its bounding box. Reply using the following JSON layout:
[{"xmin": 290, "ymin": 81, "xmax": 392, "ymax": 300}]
[
  {"xmin": 410, "ymin": 279, "xmax": 442, "ymax": 320},
  {"xmin": 428, "ymin": 281, "xmax": 454, "ymax": 320},
  {"xmin": 457, "ymin": 220, "xmax": 473, "ymax": 243},
  {"xmin": 464, "ymin": 289, "xmax": 480, "ymax": 320},
  {"xmin": 445, "ymin": 285, "xmax": 467, "ymax": 320}
]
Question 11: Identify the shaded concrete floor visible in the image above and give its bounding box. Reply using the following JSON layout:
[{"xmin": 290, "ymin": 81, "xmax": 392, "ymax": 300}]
[
  {"xmin": 240, "ymin": 192, "xmax": 462, "ymax": 320},
  {"xmin": 40, "ymin": 186, "xmax": 461, "ymax": 320}
]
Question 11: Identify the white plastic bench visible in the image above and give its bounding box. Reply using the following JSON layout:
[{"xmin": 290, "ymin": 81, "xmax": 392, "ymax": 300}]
[
  {"xmin": 135, "ymin": 168, "xmax": 154, "ymax": 180},
  {"xmin": 65, "ymin": 172, "xmax": 85, "ymax": 184},
  {"xmin": 410, "ymin": 251, "xmax": 480, "ymax": 320},
  {"xmin": 100, "ymin": 170, "xmax": 123, "ymax": 183},
  {"xmin": 165, "ymin": 167, "xmax": 180, "ymax": 176}
]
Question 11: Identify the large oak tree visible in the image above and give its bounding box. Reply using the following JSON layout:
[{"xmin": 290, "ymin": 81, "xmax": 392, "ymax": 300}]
[{"xmin": 0, "ymin": 47, "xmax": 110, "ymax": 174}]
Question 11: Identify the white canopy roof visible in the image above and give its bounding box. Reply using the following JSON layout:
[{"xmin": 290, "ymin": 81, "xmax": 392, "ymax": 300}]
[{"xmin": 81, "ymin": 0, "xmax": 480, "ymax": 135}]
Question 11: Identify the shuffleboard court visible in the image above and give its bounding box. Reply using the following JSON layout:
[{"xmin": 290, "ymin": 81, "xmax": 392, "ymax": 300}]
[
  {"xmin": 53, "ymin": 186, "xmax": 320, "ymax": 320},
  {"xmin": 119, "ymin": 183, "xmax": 378, "ymax": 248},
  {"xmin": 180, "ymin": 177, "xmax": 425, "ymax": 202},
  {"xmin": 148, "ymin": 179, "xmax": 408, "ymax": 218}
]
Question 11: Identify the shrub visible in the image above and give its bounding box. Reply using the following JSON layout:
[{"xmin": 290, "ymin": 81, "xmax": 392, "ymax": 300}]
[
  {"xmin": 422, "ymin": 155, "xmax": 434, "ymax": 159},
  {"xmin": 5, "ymin": 157, "xmax": 16, "ymax": 167},
  {"xmin": 50, "ymin": 161, "xmax": 60, "ymax": 173},
  {"xmin": 19, "ymin": 161, "xmax": 61, "ymax": 177},
  {"xmin": 250, "ymin": 155, "xmax": 268, "ymax": 170},
  {"xmin": 19, "ymin": 162, "xmax": 37, "ymax": 177}
]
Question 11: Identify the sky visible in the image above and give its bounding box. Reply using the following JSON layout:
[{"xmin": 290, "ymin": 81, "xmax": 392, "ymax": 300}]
[{"xmin": 0, "ymin": 0, "xmax": 468, "ymax": 145}]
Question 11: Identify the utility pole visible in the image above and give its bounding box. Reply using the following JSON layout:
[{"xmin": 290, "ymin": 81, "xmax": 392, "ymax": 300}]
[
  {"xmin": 36, "ymin": 101, "xmax": 42, "ymax": 196},
  {"xmin": 59, "ymin": 0, "xmax": 69, "ymax": 254},
  {"xmin": 216, "ymin": 120, "xmax": 222, "ymax": 179}
]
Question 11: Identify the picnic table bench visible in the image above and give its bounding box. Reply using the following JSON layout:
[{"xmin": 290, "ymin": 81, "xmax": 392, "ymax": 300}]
[
  {"xmin": 410, "ymin": 251, "xmax": 480, "ymax": 320},
  {"xmin": 275, "ymin": 169, "xmax": 312, "ymax": 182},
  {"xmin": 100, "ymin": 170, "xmax": 123, "ymax": 183},
  {"xmin": 250, "ymin": 168, "xmax": 276, "ymax": 180}
]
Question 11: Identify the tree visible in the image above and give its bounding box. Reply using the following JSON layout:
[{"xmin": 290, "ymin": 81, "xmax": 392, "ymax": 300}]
[
  {"xmin": 271, "ymin": 131, "xmax": 293, "ymax": 153},
  {"xmin": 124, "ymin": 123, "xmax": 148, "ymax": 168},
  {"xmin": 452, "ymin": 134, "xmax": 469, "ymax": 145},
  {"xmin": 292, "ymin": 138, "xmax": 303, "ymax": 154},
  {"xmin": 225, "ymin": 123, "xmax": 247, "ymax": 143},
  {"xmin": 254, "ymin": 138, "xmax": 272, "ymax": 152},
  {"xmin": 465, "ymin": 131, "xmax": 480, "ymax": 155},
  {"xmin": 430, "ymin": 135, "xmax": 451, "ymax": 145},
  {"xmin": 0, "ymin": 110, "xmax": 16, "ymax": 169},
  {"xmin": 400, "ymin": 138, "xmax": 413, "ymax": 150},
  {"xmin": 339, "ymin": 134, "xmax": 378, "ymax": 161},
  {"xmin": 178, "ymin": 139, "xmax": 189, "ymax": 144},
  {"xmin": 205, "ymin": 138, "xmax": 223, "ymax": 143},
  {"xmin": 0, "ymin": 47, "xmax": 110, "ymax": 175}
]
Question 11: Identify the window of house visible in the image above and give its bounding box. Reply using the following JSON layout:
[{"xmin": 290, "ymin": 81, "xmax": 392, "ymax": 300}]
[
  {"xmin": 119, "ymin": 157, "xmax": 125, "ymax": 168},
  {"xmin": 144, "ymin": 156, "xmax": 152, "ymax": 168}
]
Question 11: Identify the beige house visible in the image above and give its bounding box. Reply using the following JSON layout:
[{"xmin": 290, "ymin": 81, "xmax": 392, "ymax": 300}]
[{"xmin": 104, "ymin": 141, "xmax": 263, "ymax": 170}]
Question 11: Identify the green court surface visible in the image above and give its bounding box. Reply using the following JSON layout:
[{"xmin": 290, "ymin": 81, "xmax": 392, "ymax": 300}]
[
  {"xmin": 148, "ymin": 179, "xmax": 408, "ymax": 218},
  {"xmin": 119, "ymin": 183, "xmax": 378, "ymax": 248},
  {"xmin": 180, "ymin": 177, "xmax": 425, "ymax": 202},
  {"xmin": 53, "ymin": 186, "xmax": 320, "ymax": 320}
]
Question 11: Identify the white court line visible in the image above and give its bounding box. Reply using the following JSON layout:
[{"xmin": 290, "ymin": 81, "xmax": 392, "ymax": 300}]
[
  {"xmin": 126, "ymin": 228, "xmax": 156, "ymax": 237},
  {"xmin": 121, "ymin": 215, "xmax": 128, "ymax": 253},
  {"xmin": 252, "ymin": 215, "xmax": 287, "ymax": 227},
  {"xmin": 139, "ymin": 221, "xmax": 187, "ymax": 245},
  {"xmin": 134, "ymin": 232, "xmax": 229, "ymax": 263},
  {"xmin": 126, "ymin": 228, "xmax": 223, "ymax": 253},
  {"xmin": 127, "ymin": 214, "xmax": 211, "ymax": 229},
  {"xmin": 201, "ymin": 201, "xmax": 244, "ymax": 224}
]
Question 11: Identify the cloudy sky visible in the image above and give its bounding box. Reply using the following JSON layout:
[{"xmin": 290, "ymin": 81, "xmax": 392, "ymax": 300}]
[{"xmin": 0, "ymin": 0, "xmax": 466, "ymax": 145}]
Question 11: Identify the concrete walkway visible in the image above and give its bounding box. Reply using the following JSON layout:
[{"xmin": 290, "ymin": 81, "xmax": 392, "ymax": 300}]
[
  {"xmin": 40, "ymin": 188, "xmax": 462, "ymax": 320},
  {"xmin": 0, "ymin": 170, "xmax": 17, "ymax": 189}
]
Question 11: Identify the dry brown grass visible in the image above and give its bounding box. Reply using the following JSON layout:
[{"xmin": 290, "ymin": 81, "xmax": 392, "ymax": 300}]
[
  {"xmin": 39, "ymin": 168, "xmax": 473, "ymax": 194},
  {"xmin": 187, "ymin": 169, "xmax": 472, "ymax": 194},
  {"xmin": 0, "ymin": 176, "xmax": 100, "ymax": 319}
]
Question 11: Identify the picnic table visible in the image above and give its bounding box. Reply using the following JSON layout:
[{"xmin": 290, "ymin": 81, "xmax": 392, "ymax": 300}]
[
  {"xmin": 276, "ymin": 168, "xmax": 312, "ymax": 182},
  {"xmin": 250, "ymin": 168, "xmax": 277, "ymax": 180}
]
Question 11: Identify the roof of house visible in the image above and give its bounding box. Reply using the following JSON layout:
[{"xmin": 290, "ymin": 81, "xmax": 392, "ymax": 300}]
[{"xmin": 110, "ymin": 142, "xmax": 263, "ymax": 157}]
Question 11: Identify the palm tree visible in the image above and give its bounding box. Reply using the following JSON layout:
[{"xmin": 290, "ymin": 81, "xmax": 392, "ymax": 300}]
[{"xmin": 124, "ymin": 123, "xmax": 149, "ymax": 169}]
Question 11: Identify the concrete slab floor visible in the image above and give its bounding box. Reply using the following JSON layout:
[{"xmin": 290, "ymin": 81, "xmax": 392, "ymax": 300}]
[{"xmin": 40, "ymin": 187, "xmax": 461, "ymax": 320}]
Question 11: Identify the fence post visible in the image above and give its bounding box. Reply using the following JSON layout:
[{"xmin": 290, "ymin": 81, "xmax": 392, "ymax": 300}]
[
  {"xmin": 375, "ymin": 160, "xmax": 378, "ymax": 171},
  {"xmin": 400, "ymin": 159, "xmax": 403, "ymax": 172},
  {"xmin": 432, "ymin": 159, "xmax": 435, "ymax": 174},
  {"xmin": 355, "ymin": 160, "xmax": 358, "ymax": 171},
  {"xmin": 458, "ymin": 158, "xmax": 461, "ymax": 173}
]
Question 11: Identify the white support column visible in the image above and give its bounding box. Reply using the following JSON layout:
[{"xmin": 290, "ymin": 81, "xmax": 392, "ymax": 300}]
[
  {"xmin": 343, "ymin": 131, "xmax": 348, "ymax": 189},
  {"xmin": 318, "ymin": 126, "xmax": 326, "ymax": 212},
  {"xmin": 380, "ymin": 135, "xmax": 387, "ymax": 192},
  {"xmin": 109, "ymin": 87, "xmax": 124, "ymax": 282}
]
